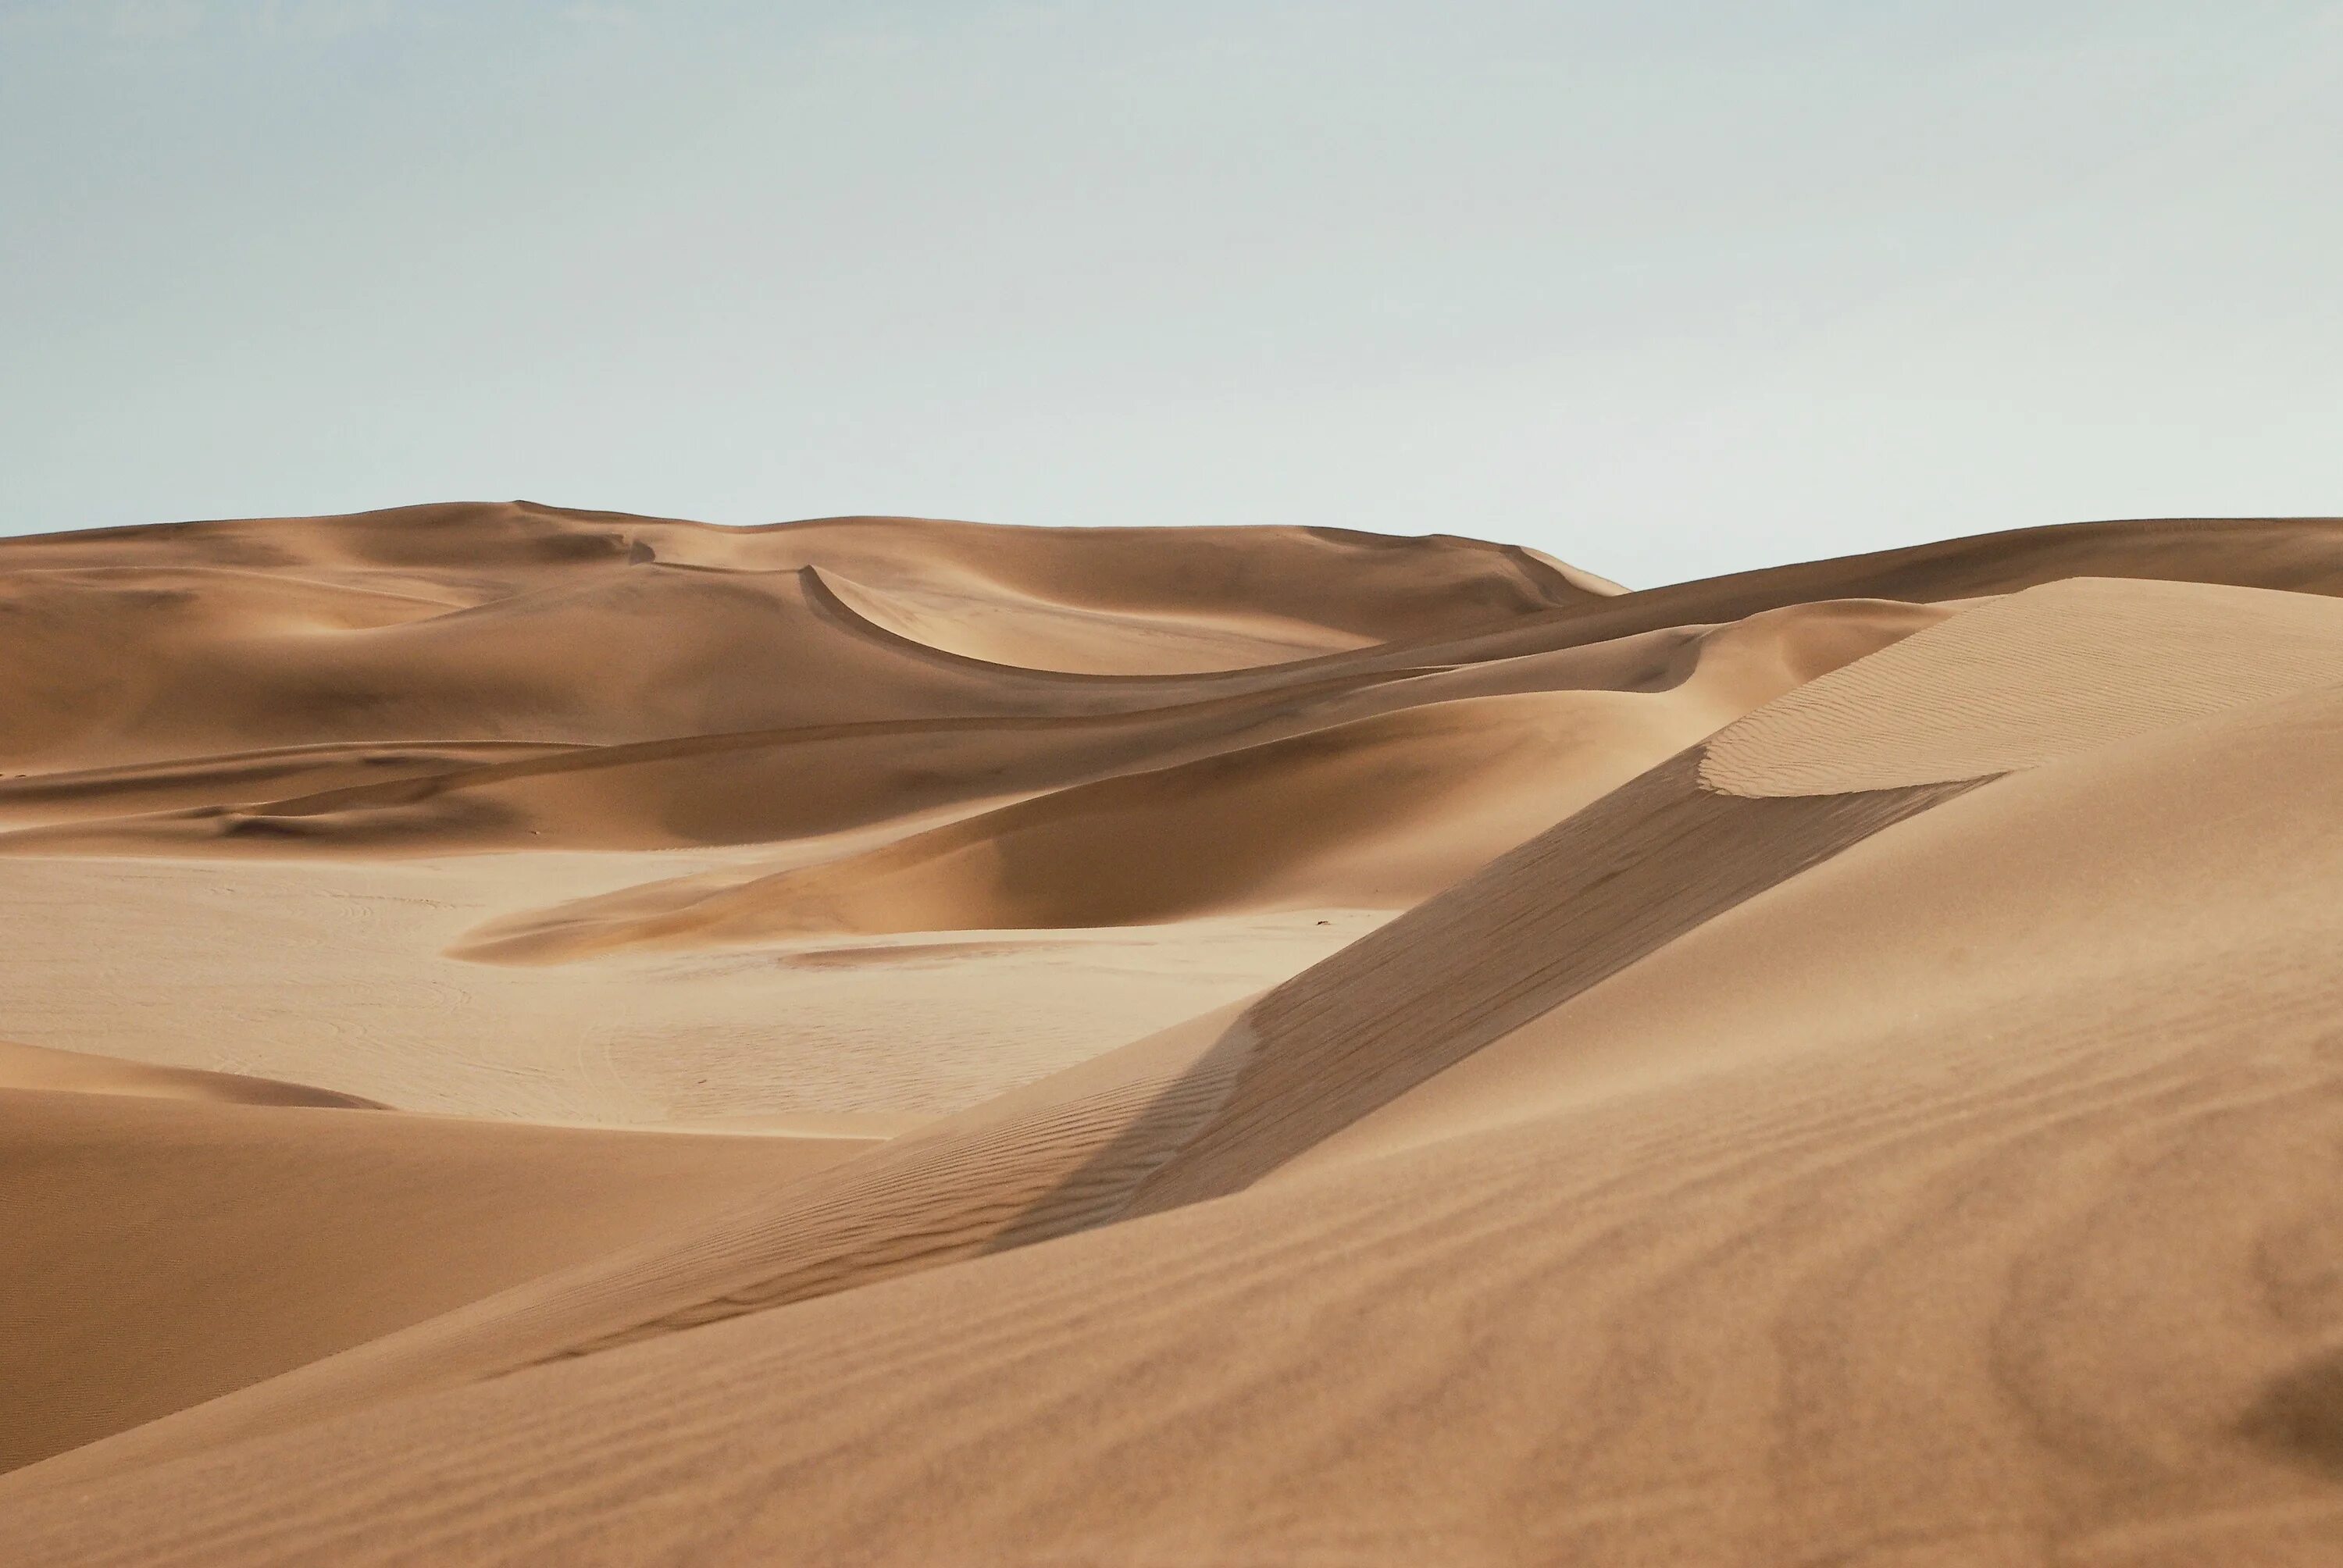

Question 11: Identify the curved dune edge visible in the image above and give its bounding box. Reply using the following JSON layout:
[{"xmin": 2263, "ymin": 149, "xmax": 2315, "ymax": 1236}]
[
  {"xmin": 1701, "ymin": 576, "xmax": 2343, "ymax": 795},
  {"xmin": 0, "ymin": 1039, "xmax": 385, "ymax": 1110},
  {"xmin": 808, "ymin": 563, "xmax": 1374, "ymax": 673}
]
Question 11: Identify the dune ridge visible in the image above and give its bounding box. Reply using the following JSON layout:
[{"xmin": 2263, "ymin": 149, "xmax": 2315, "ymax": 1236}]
[
  {"xmin": 1703, "ymin": 575, "xmax": 2343, "ymax": 794},
  {"xmin": 6, "ymin": 507, "xmax": 2343, "ymax": 1564},
  {"xmin": 0, "ymin": 1039, "xmax": 384, "ymax": 1110}
]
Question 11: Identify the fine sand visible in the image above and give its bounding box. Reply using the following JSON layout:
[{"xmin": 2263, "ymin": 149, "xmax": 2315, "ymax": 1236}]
[{"xmin": 5, "ymin": 504, "xmax": 2343, "ymax": 1563}]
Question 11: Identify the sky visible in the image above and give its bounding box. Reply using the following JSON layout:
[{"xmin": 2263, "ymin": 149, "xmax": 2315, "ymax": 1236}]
[{"xmin": 2, "ymin": 1, "xmax": 2339, "ymax": 587}]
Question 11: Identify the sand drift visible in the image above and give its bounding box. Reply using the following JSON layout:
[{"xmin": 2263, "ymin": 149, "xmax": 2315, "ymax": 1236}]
[{"xmin": 6, "ymin": 504, "xmax": 2343, "ymax": 1563}]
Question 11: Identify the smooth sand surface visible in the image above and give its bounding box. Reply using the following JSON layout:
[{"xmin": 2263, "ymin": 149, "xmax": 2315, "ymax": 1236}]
[
  {"xmin": 6, "ymin": 506, "xmax": 2343, "ymax": 1563},
  {"xmin": 0, "ymin": 1087, "xmax": 873, "ymax": 1473}
]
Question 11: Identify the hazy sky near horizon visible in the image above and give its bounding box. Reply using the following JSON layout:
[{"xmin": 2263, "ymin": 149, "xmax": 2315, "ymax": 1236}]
[{"xmin": 3, "ymin": 2, "xmax": 2339, "ymax": 587}]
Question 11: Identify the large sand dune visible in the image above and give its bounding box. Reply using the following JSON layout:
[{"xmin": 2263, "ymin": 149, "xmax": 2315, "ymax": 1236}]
[{"xmin": 5, "ymin": 506, "xmax": 2343, "ymax": 1563}]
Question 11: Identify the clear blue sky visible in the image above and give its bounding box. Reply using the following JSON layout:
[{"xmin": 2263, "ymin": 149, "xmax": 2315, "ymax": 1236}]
[{"xmin": 4, "ymin": 1, "xmax": 2339, "ymax": 586}]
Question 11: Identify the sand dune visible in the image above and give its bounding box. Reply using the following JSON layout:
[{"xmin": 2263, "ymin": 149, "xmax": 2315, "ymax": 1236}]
[
  {"xmin": 449, "ymin": 598, "xmax": 1945, "ymax": 954},
  {"xmin": 1703, "ymin": 575, "xmax": 2343, "ymax": 793},
  {"xmin": 0, "ymin": 502, "xmax": 1588, "ymax": 773},
  {"xmin": 0, "ymin": 1087, "xmax": 873, "ymax": 1474},
  {"xmin": 6, "ymin": 507, "xmax": 2343, "ymax": 1563},
  {"xmin": 0, "ymin": 1039, "xmax": 383, "ymax": 1109},
  {"xmin": 0, "ymin": 589, "xmax": 1933, "ymax": 860},
  {"xmin": 0, "ymin": 850, "xmax": 1369, "ymax": 1124},
  {"xmin": 0, "ymin": 747, "xmax": 1974, "ymax": 1491}
]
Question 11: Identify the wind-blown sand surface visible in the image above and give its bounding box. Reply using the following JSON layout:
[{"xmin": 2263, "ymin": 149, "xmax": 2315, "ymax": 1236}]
[{"xmin": 5, "ymin": 504, "xmax": 2343, "ymax": 1563}]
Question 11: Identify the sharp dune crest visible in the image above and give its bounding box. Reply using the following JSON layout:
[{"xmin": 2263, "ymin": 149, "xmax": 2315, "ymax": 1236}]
[
  {"xmin": 7, "ymin": 508, "xmax": 2343, "ymax": 1564},
  {"xmin": 0, "ymin": 1039, "xmax": 384, "ymax": 1110},
  {"xmin": 1702, "ymin": 575, "xmax": 2343, "ymax": 794}
]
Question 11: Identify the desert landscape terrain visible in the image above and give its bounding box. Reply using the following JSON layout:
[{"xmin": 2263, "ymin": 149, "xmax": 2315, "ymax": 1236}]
[{"xmin": 5, "ymin": 501, "xmax": 2343, "ymax": 1564}]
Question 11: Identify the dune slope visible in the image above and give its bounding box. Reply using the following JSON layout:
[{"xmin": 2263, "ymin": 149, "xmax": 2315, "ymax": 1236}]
[
  {"xmin": 15, "ymin": 625, "xmax": 2343, "ymax": 1563},
  {"xmin": 0, "ymin": 1086, "xmax": 875, "ymax": 1473},
  {"xmin": 5, "ymin": 509, "xmax": 2343, "ymax": 1565}
]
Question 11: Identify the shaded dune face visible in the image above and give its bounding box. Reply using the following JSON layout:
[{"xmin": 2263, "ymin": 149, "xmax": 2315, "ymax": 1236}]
[{"xmin": 6, "ymin": 507, "xmax": 2343, "ymax": 1565}]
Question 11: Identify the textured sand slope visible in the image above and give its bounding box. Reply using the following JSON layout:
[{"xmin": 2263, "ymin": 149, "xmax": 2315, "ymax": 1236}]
[
  {"xmin": 1314, "ymin": 682, "xmax": 2343, "ymax": 1179},
  {"xmin": 0, "ymin": 1089, "xmax": 876, "ymax": 1473},
  {"xmin": 12, "ymin": 512, "xmax": 2343, "ymax": 1566},
  {"xmin": 1311, "ymin": 575, "xmax": 2343, "ymax": 1169},
  {"xmin": 13, "ymin": 662, "xmax": 2343, "ymax": 1566},
  {"xmin": 0, "ymin": 1002, "xmax": 1268, "ymax": 1491},
  {"xmin": 7, "ymin": 744, "xmax": 1971, "ymax": 1495}
]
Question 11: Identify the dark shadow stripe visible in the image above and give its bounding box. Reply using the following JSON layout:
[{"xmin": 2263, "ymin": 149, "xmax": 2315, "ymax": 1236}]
[{"xmin": 1119, "ymin": 750, "xmax": 1984, "ymax": 1213}]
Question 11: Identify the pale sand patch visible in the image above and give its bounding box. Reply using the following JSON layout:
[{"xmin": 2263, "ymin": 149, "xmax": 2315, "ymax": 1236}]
[{"xmin": 0, "ymin": 850, "xmax": 1375, "ymax": 1122}]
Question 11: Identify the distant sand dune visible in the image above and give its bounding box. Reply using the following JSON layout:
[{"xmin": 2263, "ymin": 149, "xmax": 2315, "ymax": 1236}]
[
  {"xmin": 451, "ymin": 597, "xmax": 1945, "ymax": 954},
  {"xmin": 6, "ymin": 508, "xmax": 2343, "ymax": 1563}
]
